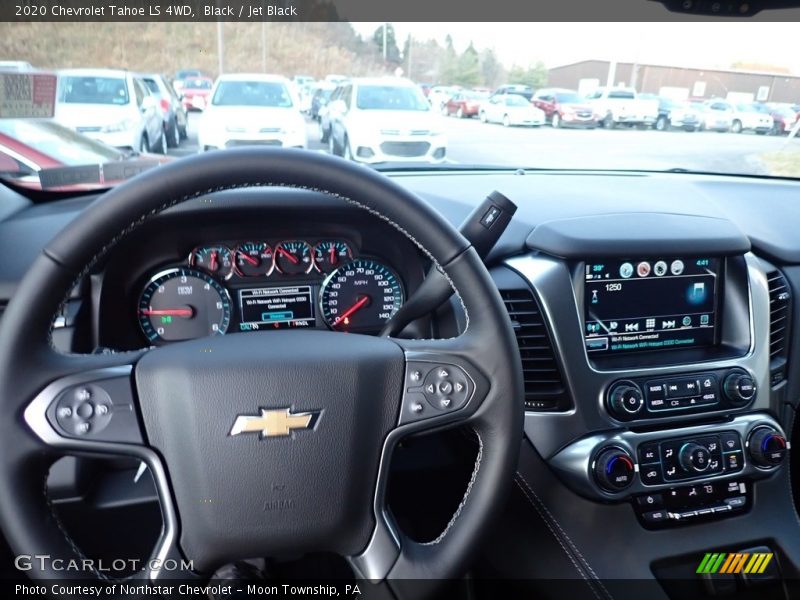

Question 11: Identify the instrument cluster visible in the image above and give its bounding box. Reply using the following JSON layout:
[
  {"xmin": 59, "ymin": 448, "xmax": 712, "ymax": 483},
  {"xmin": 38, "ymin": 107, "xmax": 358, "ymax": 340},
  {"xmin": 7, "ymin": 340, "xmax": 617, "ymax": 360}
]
[{"xmin": 136, "ymin": 238, "xmax": 405, "ymax": 344}]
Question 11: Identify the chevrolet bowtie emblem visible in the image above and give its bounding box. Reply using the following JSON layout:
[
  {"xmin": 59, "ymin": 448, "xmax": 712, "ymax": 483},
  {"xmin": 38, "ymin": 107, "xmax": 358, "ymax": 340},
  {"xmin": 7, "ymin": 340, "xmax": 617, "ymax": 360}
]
[{"xmin": 229, "ymin": 408, "xmax": 321, "ymax": 438}]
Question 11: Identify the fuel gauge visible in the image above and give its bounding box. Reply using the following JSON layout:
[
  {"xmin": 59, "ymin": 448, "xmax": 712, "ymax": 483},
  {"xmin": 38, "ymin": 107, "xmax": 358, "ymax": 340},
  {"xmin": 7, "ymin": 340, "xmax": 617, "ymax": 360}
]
[{"xmin": 274, "ymin": 240, "xmax": 313, "ymax": 275}]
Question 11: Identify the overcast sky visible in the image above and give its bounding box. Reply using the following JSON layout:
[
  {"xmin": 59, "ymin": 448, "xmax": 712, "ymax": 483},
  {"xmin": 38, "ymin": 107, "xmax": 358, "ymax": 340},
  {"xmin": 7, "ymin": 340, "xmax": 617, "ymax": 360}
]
[{"xmin": 350, "ymin": 23, "xmax": 800, "ymax": 74}]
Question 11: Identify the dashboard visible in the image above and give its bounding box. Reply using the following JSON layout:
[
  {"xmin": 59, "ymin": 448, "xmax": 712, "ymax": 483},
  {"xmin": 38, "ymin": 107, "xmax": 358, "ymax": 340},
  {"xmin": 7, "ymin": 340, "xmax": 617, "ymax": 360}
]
[{"xmin": 2, "ymin": 169, "xmax": 800, "ymax": 589}]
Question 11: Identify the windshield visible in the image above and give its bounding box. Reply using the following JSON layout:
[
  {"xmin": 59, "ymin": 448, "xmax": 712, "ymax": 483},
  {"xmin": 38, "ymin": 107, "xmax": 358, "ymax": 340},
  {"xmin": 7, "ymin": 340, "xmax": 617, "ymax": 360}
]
[
  {"xmin": 58, "ymin": 76, "xmax": 129, "ymax": 105},
  {"xmin": 505, "ymin": 95, "xmax": 531, "ymax": 107},
  {"xmin": 356, "ymin": 85, "xmax": 430, "ymax": 110},
  {"xmin": 184, "ymin": 78, "xmax": 212, "ymax": 90},
  {"xmin": 211, "ymin": 80, "xmax": 293, "ymax": 107},
  {"xmin": 2, "ymin": 21, "xmax": 800, "ymax": 190},
  {"xmin": 555, "ymin": 92, "xmax": 582, "ymax": 103}
]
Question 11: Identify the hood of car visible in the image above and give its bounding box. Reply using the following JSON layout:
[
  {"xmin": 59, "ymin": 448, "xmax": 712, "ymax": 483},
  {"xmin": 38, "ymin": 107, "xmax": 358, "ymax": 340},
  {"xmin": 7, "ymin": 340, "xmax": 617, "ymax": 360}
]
[
  {"xmin": 202, "ymin": 106, "xmax": 303, "ymax": 131},
  {"xmin": 353, "ymin": 109, "xmax": 441, "ymax": 132},
  {"xmin": 559, "ymin": 102, "xmax": 593, "ymax": 112},
  {"xmin": 54, "ymin": 103, "xmax": 135, "ymax": 128}
]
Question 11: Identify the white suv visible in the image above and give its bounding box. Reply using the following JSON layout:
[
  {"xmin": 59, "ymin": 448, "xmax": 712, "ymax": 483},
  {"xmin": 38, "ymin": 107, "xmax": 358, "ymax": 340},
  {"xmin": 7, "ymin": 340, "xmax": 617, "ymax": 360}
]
[
  {"xmin": 326, "ymin": 78, "xmax": 447, "ymax": 164},
  {"xmin": 54, "ymin": 69, "xmax": 165, "ymax": 154}
]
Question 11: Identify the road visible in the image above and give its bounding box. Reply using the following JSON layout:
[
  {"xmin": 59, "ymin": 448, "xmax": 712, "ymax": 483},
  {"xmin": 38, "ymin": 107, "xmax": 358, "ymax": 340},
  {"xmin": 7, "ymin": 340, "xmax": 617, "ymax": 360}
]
[{"xmin": 171, "ymin": 112, "xmax": 793, "ymax": 175}]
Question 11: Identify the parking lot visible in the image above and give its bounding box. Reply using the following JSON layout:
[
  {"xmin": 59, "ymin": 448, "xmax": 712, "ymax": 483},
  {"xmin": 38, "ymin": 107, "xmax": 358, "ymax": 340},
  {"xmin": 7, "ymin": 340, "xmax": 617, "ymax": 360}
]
[{"xmin": 171, "ymin": 112, "xmax": 795, "ymax": 175}]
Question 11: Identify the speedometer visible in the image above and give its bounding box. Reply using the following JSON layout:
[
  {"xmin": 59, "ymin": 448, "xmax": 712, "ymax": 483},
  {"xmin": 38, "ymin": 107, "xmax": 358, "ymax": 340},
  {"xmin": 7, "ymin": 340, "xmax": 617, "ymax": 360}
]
[
  {"xmin": 319, "ymin": 258, "xmax": 404, "ymax": 333},
  {"xmin": 137, "ymin": 268, "xmax": 231, "ymax": 343}
]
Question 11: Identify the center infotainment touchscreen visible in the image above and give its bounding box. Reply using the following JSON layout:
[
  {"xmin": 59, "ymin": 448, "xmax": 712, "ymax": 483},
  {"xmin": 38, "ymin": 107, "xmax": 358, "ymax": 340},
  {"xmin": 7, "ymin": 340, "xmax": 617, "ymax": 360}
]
[{"xmin": 584, "ymin": 257, "xmax": 719, "ymax": 355}]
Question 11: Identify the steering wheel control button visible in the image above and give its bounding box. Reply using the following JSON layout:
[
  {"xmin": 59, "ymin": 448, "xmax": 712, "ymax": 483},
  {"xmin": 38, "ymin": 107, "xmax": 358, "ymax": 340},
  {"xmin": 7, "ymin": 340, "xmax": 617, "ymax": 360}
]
[
  {"xmin": 607, "ymin": 382, "xmax": 644, "ymax": 418},
  {"xmin": 724, "ymin": 371, "xmax": 757, "ymax": 407},
  {"xmin": 411, "ymin": 402, "xmax": 424, "ymax": 414},
  {"xmin": 748, "ymin": 426, "xmax": 788, "ymax": 468},
  {"xmin": 45, "ymin": 374, "xmax": 143, "ymax": 444},
  {"xmin": 400, "ymin": 356, "xmax": 486, "ymax": 425},
  {"xmin": 594, "ymin": 447, "xmax": 636, "ymax": 491}
]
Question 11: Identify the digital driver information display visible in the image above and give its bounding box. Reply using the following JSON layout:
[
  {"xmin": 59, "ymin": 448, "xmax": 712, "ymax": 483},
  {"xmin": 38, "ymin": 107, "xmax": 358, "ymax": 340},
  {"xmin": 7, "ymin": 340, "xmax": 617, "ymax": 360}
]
[
  {"xmin": 238, "ymin": 285, "xmax": 315, "ymax": 330},
  {"xmin": 584, "ymin": 258, "xmax": 719, "ymax": 355}
]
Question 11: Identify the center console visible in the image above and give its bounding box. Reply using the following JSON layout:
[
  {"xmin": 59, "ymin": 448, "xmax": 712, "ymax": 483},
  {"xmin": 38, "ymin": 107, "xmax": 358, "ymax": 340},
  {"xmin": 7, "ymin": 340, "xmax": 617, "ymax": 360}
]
[{"xmin": 503, "ymin": 212, "xmax": 790, "ymax": 538}]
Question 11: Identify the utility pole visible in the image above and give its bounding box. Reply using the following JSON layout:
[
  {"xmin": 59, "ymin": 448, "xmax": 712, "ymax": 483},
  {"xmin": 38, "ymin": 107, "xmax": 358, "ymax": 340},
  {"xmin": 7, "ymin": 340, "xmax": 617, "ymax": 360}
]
[
  {"xmin": 406, "ymin": 34, "xmax": 412, "ymax": 80},
  {"xmin": 216, "ymin": 21, "xmax": 225, "ymax": 75},
  {"xmin": 605, "ymin": 60, "xmax": 617, "ymax": 88},
  {"xmin": 261, "ymin": 22, "xmax": 267, "ymax": 72},
  {"xmin": 382, "ymin": 23, "xmax": 387, "ymax": 61}
]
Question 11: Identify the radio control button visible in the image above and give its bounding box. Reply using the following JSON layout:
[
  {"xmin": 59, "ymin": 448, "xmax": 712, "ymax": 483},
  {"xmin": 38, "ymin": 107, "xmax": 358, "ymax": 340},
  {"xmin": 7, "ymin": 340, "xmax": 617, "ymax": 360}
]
[
  {"xmin": 666, "ymin": 378, "xmax": 701, "ymax": 399},
  {"xmin": 645, "ymin": 382, "xmax": 666, "ymax": 400}
]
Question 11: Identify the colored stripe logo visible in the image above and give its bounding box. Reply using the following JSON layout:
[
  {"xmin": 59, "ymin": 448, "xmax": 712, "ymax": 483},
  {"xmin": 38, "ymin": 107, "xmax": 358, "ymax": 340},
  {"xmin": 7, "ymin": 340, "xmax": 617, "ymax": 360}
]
[{"xmin": 697, "ymin": 552, "xmax": 773, "ymax": 574}]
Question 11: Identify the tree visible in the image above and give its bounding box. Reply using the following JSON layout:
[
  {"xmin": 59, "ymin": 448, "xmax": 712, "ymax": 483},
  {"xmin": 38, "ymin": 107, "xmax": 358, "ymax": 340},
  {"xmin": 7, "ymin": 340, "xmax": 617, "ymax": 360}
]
[
  {"xmin": 437, "ymin": 34, "xmax": 459, "ymax": 84},
  {"xmin": 372, "ymin": 23, "xmax": 401, "ymax": 64},
  {"xmin": 452, "ymin": 42, "xmax": 481, "ymax": 87},
  {"xmin": 479, "ymin": 47, "xmax": 504, "ymax": 89},
  {"xmin": 507, "ymin": 61, "xmax": 548, "ymax": 89}
]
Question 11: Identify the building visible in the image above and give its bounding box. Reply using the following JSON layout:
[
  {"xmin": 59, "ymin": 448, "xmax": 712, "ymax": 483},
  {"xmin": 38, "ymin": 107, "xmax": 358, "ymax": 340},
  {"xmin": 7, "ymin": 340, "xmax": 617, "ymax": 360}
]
[{"xmin": 547, "ymin": 60, "xmax": 800, "ymax": 103}]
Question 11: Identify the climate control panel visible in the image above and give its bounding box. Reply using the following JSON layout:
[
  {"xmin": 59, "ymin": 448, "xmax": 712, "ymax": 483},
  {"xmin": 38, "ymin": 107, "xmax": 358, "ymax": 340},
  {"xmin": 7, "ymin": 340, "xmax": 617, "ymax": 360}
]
[
  {"xmin": 606, "ymin": 368, "xmax": 756, "ymax": 421},
  {"xmin": 552, "ymin": 415, "xmax": 787, "ymax": 509}
]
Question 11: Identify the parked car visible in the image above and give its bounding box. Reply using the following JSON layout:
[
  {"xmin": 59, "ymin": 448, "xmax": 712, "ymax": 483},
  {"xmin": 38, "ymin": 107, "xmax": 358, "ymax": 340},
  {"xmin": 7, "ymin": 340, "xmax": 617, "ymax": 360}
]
[
  {"xmin": 140, "ymin": 73, "xmax": 188, "ymax": 148},
  {"xmin": 652, "ymin": 97, "xmax": 702, "ymax": 132},
  {"xmin": 584, "ymin": 87, "xmax": 659, "ymax": 129},
  {"xmin": 696, "ymin": 100, "xmax": 734, "ymax": 132},
  {"xmin": 428, "ymin": 85, "xmax": 461, "ymax": 114},
  {"xmin": 479, "ymin": 93, "xmax": 546, "ymax": 127},
  {"xmin": 532, "ymin": 88, "xmax": 598, "ymax": 128},
  {"xmin": 0, "ymin": 61, "xmax": 34, "ymax": 72},
  {"xmin": 492, "ymin": 84, "xmax": 535, "ymax": 102},
  {"xmin": 172, "ymin": 69, "xmax": 203, "ymax": 92},
  {"xmin": 309, "ymin": 83, "xmax": 335, "ymax": 121},
  {"xmin": 444, "ymin": 90, "xmax": 490, "ymax": 118},
  {"xmin": 197, "ymin": 73, "xmax": 306, "ymax": 151},
  {"xmin": 180, "ymin": 76, "xmax": 214, "ymax": 112},
  {"xmin": 764, "ymin": 103, "xmax": 800, "ymax": 135},
  {"xmin": 0, "ymin": 118, "xmax": 169, "ymax": 191},
  {"xmin": 326, "ymin": 77, "xmax": 446, "ymax": 163},
  {"xmin": 54, "ymin": 68, "xmax": 166, "ymax": 154},
  {"xmin": 727, "ymin": 102, "xmax": 773, "ymax": 134}
]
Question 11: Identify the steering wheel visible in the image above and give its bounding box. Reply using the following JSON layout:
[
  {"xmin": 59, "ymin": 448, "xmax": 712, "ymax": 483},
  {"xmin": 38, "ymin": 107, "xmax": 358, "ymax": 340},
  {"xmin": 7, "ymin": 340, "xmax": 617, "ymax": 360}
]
[{"xmin": 0, "ymin": 149, "xmax": 523, "ymax": 589}]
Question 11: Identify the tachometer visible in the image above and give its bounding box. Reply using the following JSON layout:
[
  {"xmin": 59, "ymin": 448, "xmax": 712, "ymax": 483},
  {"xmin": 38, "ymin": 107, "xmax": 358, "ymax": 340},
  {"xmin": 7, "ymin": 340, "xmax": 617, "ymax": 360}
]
[
  {"xmin": 319, "ymin": 258, "xmax": 404, "ymax": 332},
  {"xmin": 137, "ymin": 268, "xmax": 231, "ymax": 343}
]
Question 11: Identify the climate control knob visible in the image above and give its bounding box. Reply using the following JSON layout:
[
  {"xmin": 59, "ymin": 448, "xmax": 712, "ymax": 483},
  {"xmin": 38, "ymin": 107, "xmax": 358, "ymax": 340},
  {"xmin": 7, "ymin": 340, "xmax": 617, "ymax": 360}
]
[
  {"xmin": 678, "ymin": 442, "xmax": 711, "ymax": 473},
  {"xmin": 723, "ymin": 371, "xmax": 756, "ymax": 407},
  {"xmin": 608, "ymin": 383, "xmax": 644, "ymax": 418},
  {"xmin": 593, "ymin": 447, "xmax": 635, "ymax": 491},
  {"xmin": 748, "ymin": 427, "xmax": 787, "ymax": 468}
]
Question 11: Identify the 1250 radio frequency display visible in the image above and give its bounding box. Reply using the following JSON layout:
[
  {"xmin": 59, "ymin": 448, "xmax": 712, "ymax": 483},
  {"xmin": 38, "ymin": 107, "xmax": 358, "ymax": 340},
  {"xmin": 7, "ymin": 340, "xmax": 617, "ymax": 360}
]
[{"xmin": 584, "ymin": 258, "xmax": 719, "ymax": 355}]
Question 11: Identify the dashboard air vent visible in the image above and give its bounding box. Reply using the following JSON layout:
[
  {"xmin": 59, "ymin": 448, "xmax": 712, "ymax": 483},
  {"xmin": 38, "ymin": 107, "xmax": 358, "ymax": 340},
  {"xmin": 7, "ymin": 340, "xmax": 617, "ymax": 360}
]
[
  {"xmin": 767, "ymin": 270, "xmax": 791, "ymax": 386},
  {"xmin": 501, "ymin": 289, "xmax": 570, "ymax": 411}
]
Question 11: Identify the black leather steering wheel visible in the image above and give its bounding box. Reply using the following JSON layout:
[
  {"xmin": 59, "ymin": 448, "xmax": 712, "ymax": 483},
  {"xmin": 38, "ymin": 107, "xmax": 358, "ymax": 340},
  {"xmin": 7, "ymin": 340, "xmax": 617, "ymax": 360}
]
[{"xmin": 0, "ymin": 149, "xmax": 523, "ymax": 588}]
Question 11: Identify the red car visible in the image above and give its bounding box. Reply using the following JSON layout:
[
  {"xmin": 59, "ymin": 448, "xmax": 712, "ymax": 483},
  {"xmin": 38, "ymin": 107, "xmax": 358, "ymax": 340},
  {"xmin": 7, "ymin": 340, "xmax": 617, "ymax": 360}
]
[
  {"xmin": 0, "ymin": 119, "xmax": 169, "ymax": 191},
  {"xmin": 532, "ymin": 88, "xmax": 598, "ymax": 128},
  {"xmin": 763, "ymin": 105, "xmax": 799, "ymax": 135},
  {"xmin": 444, "ymin": 90, "xmax": 490, "ymax": 118},
  {"xmin": 180, "ymin": 76, "xmax": 214, "ymax": 111}
]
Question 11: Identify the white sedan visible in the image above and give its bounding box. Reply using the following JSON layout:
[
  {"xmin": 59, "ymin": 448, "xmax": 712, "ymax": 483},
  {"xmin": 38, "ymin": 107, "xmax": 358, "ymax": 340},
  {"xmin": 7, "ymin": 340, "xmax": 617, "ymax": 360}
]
[
  {"xmin": 198, "ymin": 74, "xmax": 307, "ymax": 151},
  {"xmin": 479, "ymin": 94, "xmax": 546, "ymax": 127}
]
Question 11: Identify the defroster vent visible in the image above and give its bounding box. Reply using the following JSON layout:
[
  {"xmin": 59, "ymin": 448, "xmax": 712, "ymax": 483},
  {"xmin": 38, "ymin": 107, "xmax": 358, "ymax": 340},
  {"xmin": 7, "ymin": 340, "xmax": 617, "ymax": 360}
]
[{"xmin": 501, "ymin": 289, "xmax": 571, "ymax": 411}]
